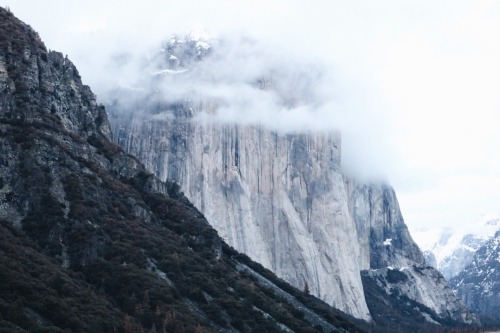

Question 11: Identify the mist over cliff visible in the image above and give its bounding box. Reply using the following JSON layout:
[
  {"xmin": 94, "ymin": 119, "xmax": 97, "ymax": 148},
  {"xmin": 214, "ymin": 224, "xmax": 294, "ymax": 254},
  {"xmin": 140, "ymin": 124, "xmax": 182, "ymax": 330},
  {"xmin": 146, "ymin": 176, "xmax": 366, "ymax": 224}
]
[
  {"xmin": 10, "ymin": 0, "xmax": 500, "ymax": 234},
  {"xmin": 83, "ymin": 32, "xmax": 395, "ymax": 182},
  {"xmin": 106, "ymin": 34, "xmax": 476, "ymax": 326}
]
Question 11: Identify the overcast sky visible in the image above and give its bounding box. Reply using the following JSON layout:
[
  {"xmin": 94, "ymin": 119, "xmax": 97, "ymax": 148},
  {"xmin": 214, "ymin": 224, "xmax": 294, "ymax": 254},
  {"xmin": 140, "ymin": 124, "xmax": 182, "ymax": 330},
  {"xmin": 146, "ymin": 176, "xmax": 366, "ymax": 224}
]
[{"xmin": 4, "ymin": 1, "xmax": 500, "ymax": 234}]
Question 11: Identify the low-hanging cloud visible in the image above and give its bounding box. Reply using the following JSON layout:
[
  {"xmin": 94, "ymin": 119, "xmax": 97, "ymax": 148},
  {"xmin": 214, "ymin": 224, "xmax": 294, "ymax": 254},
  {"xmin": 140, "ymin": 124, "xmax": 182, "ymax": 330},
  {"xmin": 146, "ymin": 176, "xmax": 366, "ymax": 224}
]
[
  {"xmin": 7, "ymin": 0, "xmax": 500, "ymax": 230},
  {"xmin": 5, "ymin": 0, "xmax": 398, "ymax": 181},
  {"xmin": 87, "ymin": 32, "xmax": 393, "ymax": 181}
]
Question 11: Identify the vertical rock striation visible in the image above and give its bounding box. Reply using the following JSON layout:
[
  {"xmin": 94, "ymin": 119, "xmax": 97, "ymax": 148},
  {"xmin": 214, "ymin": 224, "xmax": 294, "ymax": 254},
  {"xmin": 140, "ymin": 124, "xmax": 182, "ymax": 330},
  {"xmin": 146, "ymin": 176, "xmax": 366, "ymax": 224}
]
[
  {"xmin": 112, "ymin": 101, "xmax": 429, "ymax": 321},
  {"xmin": 115, "ymin": 106, "xmax": 372, "ymax": 319},
  {"xmin": 344, "ymin": 179, "xmax": 424, "ymax": 270}
]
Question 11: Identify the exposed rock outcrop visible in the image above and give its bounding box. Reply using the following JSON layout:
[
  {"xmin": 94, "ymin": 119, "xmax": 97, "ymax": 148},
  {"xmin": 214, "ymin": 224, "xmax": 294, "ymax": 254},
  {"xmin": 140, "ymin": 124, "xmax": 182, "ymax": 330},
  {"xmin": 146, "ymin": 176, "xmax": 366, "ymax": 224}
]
[
  {"xmin": 114, "ymin": 108, "xmax": 372, "ymax": 319},
  {"xmin": 345, "ymin": 179, "xmax": 424, "ymax": 270},
  {"xmin": 364, "ymin": 266, "xmax": 477, "ymax": 324},
  {"xmin": 361, "ymin": 266, "xmax": 478, "ymax": 331}
]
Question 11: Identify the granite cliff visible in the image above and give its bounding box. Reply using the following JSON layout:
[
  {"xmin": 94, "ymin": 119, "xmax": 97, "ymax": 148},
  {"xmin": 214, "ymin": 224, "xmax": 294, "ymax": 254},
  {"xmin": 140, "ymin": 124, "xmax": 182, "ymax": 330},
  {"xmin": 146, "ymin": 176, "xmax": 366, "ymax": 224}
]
[{"xmin": 109, "ymin": 34, "xmax": 475, "ymax": 326}]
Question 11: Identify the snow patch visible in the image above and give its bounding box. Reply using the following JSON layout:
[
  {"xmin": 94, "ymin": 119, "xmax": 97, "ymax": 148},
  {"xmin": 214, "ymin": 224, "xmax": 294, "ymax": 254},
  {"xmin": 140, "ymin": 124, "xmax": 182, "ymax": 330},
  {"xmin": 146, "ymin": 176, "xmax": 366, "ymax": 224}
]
[
  {"xmin": 383, "ymin": 238, "xmax": 392, "ymax": 246},
  {"xmin": 153, "ymin": 69, "xmax": 188, "ymax": 76}
]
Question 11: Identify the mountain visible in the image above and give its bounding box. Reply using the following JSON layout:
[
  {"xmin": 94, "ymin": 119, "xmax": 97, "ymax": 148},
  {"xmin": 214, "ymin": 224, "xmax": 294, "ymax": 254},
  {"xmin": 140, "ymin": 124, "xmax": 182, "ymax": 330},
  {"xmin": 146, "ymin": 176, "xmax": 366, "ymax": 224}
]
[
  {"xmin": 450, "ymin": 230, "xmax": 500, "ymax": 326},
  {"xmin": 108, "ymin": 33, "xmax": 476, "ymax": 329},
  {"xmin": 412, "ymin": 217, "xmax": 500, "ymax": 326},
  {"xmin": 0, "ymin": 7, "xmax": 371, "ymax": 332},
  {"xmin": 362, "ymin": 265, "xmax": 477, "ymax": 329},
  {"xmin": 412, "ymin": 217, "xmax": 500, "ymax": 280}
]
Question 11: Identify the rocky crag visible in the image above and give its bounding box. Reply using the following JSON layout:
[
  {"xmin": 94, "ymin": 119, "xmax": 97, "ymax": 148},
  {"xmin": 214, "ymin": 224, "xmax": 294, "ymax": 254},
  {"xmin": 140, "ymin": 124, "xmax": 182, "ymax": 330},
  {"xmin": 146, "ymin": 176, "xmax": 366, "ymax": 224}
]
[
  {"xmin": 0, "ymin": 7, "xmax": 371, "ymax": 332},
  {"xmin": 109, "ymin": 34, "xmax": 476, "ymax": 327}
]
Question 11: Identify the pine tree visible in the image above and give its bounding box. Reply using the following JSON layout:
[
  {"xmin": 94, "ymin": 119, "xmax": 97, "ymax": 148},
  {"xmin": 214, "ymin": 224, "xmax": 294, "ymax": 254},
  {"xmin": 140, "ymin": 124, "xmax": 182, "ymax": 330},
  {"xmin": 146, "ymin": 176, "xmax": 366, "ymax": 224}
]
[{"xmin": 303, "ymin": 281, "xmax": 310, "ymax": 295}]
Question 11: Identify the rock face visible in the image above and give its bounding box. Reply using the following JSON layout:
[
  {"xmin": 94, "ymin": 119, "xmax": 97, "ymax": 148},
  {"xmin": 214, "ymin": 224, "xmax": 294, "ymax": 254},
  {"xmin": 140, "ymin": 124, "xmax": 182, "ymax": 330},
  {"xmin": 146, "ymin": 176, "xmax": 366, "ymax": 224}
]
[
  {"xmin": 109, "ymin": 34, "xmax": 473, "ymax": 324},
  {"xmin": 115, "ymin": 111, "xmax": 373, "ymax": 319},
  {"xmin": 0, "ymin": 8, "xmax": 370, "ymax": 332},
  {"xmin": 361, "ymin": 266, "xmax": 478, "ymax": 330},
  {"xmin": 0, "ymin": 11, "xmax": 114, "ymax": 231},
  {"xmin": 450, "ymin": 230, "xmax": 500, "ymax": 325},
  {"xmin": 344, "ymin": 179, "xmax": 424, "ymax": 270}
]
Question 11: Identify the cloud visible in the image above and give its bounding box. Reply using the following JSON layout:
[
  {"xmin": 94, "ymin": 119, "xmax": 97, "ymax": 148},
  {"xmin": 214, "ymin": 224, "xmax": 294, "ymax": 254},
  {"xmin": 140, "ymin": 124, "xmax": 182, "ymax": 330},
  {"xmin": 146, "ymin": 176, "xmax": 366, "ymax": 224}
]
[
  {"xmin": 92, "ymin": 32, "xmax": 393, "ymax": 180},
  {"xmin": 5, "ymin": 0, "xmax": 500, "ymax": 230}
]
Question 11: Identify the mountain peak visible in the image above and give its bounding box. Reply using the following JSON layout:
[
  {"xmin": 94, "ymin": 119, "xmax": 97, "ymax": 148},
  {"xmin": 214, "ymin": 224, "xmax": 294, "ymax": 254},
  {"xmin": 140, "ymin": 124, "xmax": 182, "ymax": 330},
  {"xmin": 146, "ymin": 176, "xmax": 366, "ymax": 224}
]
[
  {"xmin": 160, "ymin": 31, "xmax": 215, "ymax": 71},
  {"xmin": 0, "ymin": 8, "xmax": 111, "ymax": 140}
]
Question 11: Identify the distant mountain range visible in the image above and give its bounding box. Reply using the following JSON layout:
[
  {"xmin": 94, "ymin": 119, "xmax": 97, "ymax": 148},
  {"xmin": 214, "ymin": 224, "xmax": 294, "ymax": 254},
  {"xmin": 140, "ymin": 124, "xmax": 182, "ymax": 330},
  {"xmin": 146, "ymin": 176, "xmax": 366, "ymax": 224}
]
[
  {"xmin": 413, "ymin": 217, "xmax": 500, "ymax": 279},
  {"xmin": 412, "ymin": 217, "xmax": 500, "ymax": 325},
  {"xmin": 451, "ymin": 229, "xmax": 500, "ymax": 326}
]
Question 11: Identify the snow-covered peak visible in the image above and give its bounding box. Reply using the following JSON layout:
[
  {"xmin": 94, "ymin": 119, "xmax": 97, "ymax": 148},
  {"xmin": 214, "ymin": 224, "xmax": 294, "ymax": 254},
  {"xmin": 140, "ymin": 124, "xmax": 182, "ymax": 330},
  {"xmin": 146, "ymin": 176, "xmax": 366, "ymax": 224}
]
[
  {"xmin": 413, "ymin": 215, "xmax": 500, "ymax": 252},
  {"xmin": 145, "ymin": 32, "xmax": 216, "ymax": 77},
  {"xmin": 167, "ymin": 30, "xmax": 215, "ymax": 52},
  {"xmin": 411, "ymin": 215, "xmax": 500, "ymax": 279},
  {"xmin": 186, "ymin": 30, "xmax": 213, "ymax": 55},
  {"xmin": 155, "ymin": 31, "xmax": 216, "ymax": 73}
]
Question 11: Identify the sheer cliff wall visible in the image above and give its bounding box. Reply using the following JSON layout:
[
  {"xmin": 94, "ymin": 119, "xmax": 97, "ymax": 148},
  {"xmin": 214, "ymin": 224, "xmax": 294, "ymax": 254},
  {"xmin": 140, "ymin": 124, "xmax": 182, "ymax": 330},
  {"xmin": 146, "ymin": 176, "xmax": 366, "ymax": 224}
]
[{"xmin": 111, "ymin": 102, "xmax": 424, "ymax": 320}]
